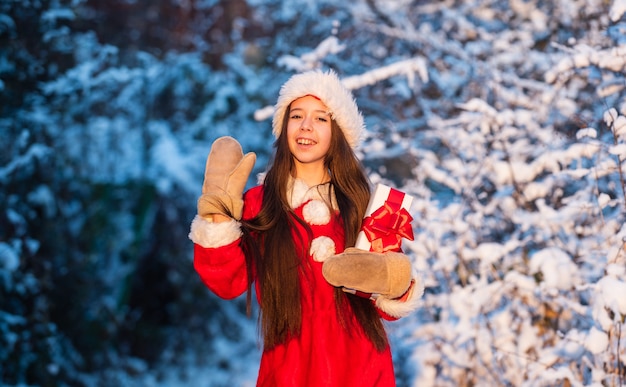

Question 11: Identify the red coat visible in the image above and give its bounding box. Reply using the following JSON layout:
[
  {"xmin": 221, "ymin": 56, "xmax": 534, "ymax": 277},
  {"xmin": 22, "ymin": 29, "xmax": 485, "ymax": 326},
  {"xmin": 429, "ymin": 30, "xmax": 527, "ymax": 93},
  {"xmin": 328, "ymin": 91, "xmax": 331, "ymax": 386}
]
[{"xmin": 192, "ymin": 182, "xmax": 397, "ymax": 387}]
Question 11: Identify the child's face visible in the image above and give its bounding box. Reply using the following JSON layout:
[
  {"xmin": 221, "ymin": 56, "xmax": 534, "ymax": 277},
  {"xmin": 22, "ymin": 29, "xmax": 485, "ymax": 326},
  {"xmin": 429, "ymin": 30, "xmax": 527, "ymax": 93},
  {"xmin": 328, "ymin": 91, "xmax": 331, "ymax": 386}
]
[{"xmin": 286, "ymin": 95, "xmax": 333, "ymax": 171}]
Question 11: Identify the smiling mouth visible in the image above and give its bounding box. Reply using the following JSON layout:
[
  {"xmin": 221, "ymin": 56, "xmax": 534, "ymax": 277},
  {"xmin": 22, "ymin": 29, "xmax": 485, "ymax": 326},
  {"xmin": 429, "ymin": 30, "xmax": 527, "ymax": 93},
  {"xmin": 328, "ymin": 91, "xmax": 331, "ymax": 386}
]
[{"xmin": 296, "ymin": 138, "xmax": 316, "ymax": 145}]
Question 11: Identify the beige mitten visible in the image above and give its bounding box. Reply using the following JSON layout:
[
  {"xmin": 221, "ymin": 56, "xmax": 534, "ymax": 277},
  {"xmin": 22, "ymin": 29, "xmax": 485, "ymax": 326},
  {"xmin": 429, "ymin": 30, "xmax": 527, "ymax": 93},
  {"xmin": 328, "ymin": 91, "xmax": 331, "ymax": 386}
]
[
  {"xmin": 197, "ymin": 136, "xmax": 256, "ymax": 220},
  {"xmin": 322, "ymin": 248, "xmax": 413, "ymax": 299}
]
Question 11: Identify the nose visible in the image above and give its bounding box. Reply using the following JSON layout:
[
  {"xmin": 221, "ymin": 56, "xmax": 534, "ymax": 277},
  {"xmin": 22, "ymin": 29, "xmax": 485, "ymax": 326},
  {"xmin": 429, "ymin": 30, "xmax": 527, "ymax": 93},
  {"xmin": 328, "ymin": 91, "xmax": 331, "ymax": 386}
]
[{"xmin": 300, "ymin": 116, "xmax": 313, "ymax": 131}]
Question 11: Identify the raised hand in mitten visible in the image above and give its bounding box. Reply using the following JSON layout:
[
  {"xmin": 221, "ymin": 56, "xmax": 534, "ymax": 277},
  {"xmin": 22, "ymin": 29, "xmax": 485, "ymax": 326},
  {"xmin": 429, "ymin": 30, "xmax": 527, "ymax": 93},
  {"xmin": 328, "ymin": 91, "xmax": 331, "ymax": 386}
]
[
  {"xmin": 197, "ymin": 136, "xmax": 256, "ymax": 220},
  {"xmin": 322, "ymin": 248, "xmax": 413, "ymax": 299}
]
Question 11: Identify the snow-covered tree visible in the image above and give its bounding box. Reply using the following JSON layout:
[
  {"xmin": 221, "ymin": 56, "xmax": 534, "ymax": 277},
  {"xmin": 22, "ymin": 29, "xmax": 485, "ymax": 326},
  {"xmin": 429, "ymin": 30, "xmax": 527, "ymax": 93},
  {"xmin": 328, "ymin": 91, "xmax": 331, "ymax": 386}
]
[{"xmin": 1, "ymin": 0, "xmax": 625, "ymax": 385}]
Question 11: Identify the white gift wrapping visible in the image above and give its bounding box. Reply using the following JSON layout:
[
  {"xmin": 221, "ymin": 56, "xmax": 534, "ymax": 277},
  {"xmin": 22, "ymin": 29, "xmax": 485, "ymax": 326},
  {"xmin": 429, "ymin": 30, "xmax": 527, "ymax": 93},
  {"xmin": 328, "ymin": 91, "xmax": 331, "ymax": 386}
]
[{"xmin": 354, "ymin": 184, "xmax": 414, "ymax": 252}]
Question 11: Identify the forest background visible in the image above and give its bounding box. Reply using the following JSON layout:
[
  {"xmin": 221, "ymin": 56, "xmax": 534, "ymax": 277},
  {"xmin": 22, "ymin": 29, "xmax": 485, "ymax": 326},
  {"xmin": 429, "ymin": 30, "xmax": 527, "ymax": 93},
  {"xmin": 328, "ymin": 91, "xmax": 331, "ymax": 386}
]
[{"xmin": 2, "ymin": 0, "xmax": 626, "ymax": 386}]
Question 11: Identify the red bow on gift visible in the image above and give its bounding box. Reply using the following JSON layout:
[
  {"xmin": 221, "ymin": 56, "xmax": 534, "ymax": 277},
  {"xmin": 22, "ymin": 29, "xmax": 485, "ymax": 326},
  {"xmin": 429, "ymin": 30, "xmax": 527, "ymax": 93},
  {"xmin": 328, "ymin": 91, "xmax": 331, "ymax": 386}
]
[{"xmin": 361, "ymin": 190, "xmax": 414, "ymax": 253}]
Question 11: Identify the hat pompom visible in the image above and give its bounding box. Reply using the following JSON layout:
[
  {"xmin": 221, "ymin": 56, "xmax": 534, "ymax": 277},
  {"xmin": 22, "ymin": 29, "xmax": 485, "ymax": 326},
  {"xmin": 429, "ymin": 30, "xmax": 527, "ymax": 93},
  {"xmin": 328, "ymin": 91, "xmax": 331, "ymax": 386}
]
[{"xmin": 272, "ymin": 70, "xmax": 365, "ymax": 148}]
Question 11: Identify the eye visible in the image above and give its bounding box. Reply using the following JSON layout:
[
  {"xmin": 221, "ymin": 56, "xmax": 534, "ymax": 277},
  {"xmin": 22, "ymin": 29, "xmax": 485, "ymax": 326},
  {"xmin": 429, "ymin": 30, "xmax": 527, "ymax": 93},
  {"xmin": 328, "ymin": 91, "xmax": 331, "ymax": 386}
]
[
  {"xmin": 315, "ymin": 116, "xmax": 329, "ymax": 122},
  {"xmin": 289, "ymin": 113, "xmax": 303, "ymax": 120}
]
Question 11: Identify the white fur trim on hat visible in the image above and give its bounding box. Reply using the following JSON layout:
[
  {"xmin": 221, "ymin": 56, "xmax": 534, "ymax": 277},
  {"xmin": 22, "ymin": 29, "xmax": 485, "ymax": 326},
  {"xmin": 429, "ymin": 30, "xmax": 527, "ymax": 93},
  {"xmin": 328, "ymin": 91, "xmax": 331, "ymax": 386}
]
[
  {"xmin": 189, "ymin": 215, "xmax": 242, "ymax": 248},
  {"xmin": 272, "ymin": 70, "xmax": 365, "ymax": 148},
  {"xmin": 310, "ymin": 236, "xmax": 336, "ymax": 262}
]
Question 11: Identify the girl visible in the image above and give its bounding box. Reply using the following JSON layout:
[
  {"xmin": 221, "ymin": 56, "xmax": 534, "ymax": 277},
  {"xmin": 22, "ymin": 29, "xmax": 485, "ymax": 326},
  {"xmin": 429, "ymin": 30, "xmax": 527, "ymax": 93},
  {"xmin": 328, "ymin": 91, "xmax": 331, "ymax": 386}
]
[{"xmin": 189, "ymin": 70, "xmax": 421, "ymax": 386}]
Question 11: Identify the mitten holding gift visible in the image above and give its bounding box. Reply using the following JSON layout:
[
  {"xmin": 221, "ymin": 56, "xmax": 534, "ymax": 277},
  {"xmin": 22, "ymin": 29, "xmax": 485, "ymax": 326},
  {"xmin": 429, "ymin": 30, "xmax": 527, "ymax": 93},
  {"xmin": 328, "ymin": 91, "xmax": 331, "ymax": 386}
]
[
  {"xmin": 322, "ymin": 247, "xmax": 423, "ymax": 318},
  {"xmin": 189, "ymin": 136, "xmax": 256, "ymax": 248}
]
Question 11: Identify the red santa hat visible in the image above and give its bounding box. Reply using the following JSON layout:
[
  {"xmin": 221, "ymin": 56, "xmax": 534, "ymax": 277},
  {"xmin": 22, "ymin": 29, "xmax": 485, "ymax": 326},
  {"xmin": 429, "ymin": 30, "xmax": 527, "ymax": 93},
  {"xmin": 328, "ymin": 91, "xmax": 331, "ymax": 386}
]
[{"xmin": 272, "ymin": 70, "xmax": 365, "ymax": 148}]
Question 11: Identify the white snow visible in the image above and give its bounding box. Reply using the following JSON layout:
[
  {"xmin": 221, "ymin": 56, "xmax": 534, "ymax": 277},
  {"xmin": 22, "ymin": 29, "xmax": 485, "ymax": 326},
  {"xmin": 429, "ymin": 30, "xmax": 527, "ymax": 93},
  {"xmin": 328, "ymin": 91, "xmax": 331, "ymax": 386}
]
[{"xmin": 5, "ymin": 0, "xmax": 626, "ymax": 386}]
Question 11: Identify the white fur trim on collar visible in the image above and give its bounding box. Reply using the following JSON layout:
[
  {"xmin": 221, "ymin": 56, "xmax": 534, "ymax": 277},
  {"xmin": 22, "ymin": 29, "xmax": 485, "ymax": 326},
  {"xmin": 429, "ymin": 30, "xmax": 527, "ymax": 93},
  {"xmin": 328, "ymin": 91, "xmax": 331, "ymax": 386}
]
[
  {"xmin": 272, "ymin": 70, "xmax": 365, "ymax": 148},
  {"xmin": 188, "ymin": 215, "xmax": 242, "ymax": 248},
  {"xmin": 287, "ymin": 177, "xmax": 337, "ymax": 210}
]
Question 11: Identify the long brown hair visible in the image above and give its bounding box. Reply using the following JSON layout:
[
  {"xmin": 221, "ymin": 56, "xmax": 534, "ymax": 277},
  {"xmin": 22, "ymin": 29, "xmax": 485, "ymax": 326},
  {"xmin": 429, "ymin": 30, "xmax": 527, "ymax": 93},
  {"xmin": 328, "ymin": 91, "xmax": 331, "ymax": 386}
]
[{"xmin": 240, "ymin": 109, "xmax": 389, "ymax": 351}]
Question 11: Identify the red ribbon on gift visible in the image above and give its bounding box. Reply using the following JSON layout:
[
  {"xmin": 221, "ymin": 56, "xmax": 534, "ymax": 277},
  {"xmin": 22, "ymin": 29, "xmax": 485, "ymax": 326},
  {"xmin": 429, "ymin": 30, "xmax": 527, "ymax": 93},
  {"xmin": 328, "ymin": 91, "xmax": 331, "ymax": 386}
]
[{"xmin": 360, "ymin": 188, "xmax": 414, "ymax": 253}]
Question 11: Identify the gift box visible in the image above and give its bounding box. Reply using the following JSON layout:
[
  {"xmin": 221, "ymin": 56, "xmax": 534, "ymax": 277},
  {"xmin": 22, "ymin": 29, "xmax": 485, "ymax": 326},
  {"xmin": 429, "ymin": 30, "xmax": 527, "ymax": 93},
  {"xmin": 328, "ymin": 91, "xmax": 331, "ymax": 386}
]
[{"xmin": 355, "ymin": 184, "xmax": 414, "ymax": 253}]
